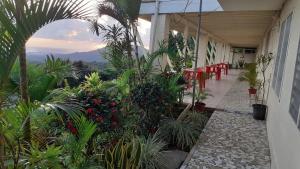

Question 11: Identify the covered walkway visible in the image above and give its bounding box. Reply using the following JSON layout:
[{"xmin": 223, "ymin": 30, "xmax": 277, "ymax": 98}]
[
  {"xmin": 181, "ymin": 71, "xmax": 270, "ymax": 169},
  {"xmin": 184, "ymin": 69, "xmax": 242, "ymax": 108}
]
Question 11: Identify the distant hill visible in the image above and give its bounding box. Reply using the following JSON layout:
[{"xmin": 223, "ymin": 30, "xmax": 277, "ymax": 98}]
[
  {"xmin": 27, "ymin": 48, "xmax": 107, "ymax": 63},
  {"xmin": 27, "ymin": 46, "xmax": 148, "ymax": 63},
  {"xmin": 60, "ymin": 48, "xmax": 108, "ymax": 63}
]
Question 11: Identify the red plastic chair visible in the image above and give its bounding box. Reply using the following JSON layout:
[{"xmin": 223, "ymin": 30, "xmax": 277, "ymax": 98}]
[
  {"xmin": 205, "ymin": 66, "xmax": 211, "ymax": 79},
  {"xmin": 216, "ymin": 66, "xmax": 222, "ymax": 80},
  {"xmin": 197, "ymin": 68, "xmax": 206, "ymax": 90}
]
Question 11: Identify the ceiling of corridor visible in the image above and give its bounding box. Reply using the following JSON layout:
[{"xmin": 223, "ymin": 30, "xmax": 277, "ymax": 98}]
[
  {"xmin": 177, "ymin": 11, "xmax": 278, "ymax": 47},
  {"xmin": 218, "ymin": 0, "xmax": 285, "ymax": 11}
]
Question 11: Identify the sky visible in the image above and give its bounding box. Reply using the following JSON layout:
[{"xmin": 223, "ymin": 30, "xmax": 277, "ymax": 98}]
[{"xmin": 26, "ymin": 0, "xmax": 220, "ymax": 54}]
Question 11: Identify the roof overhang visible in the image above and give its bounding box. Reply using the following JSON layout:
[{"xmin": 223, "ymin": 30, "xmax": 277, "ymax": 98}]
[
  {"xmin": 179, "ymin": 11, "xmax": 278, "ymax": 47},
  {"xmin": 140, "ymin": 10, "xmax": 278, "ymax": 48},
  {"xmin": 140, "ymin": 0, "xmax": 222, "ymax": 15},
  {"xmin": 217, "ymin": 0, "xmax": 286, "ymax": 11}
]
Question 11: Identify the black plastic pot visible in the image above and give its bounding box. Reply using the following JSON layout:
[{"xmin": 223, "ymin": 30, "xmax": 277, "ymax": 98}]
[
  {"xmin": 252, "ymin": 104, "xmax": 267, "ymax": 120},
  {"xmin": 195, "ymin": 102, "xmax": 206, "ymax": 112}
]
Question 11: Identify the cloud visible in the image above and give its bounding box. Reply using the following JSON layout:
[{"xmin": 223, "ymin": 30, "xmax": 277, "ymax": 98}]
[
  {"xmin": 67, "ymin": 31, "xmax": 79, "ymax": 38},
  {"xmin": 26, "ymin": 37, "xmax": 106, "ymax": 53},
  {"xmin": 28, "ymin": 17, "xmax": 151, "ymax": 52}
]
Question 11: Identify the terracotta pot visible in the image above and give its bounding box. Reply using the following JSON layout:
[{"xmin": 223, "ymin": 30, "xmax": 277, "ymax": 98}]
[
  {"xmin": 195, "ymin": 102, "xmax": 206, "ymax": 112},
  {"xmin": 248, "ymin": 88, "xmax": 257, "ymax": 95}
]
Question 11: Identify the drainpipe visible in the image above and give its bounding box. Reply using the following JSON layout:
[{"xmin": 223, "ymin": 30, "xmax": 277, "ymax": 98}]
[
  {"xmin": 192, "ymin": 0, "xmax": 203, "ymax": 111},
  {"xmin": 149, "ymin": 0, "xmax": 160, "ymax": 53}
]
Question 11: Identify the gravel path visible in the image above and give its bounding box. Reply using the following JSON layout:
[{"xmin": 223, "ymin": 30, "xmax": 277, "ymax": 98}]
[{"xmin": 181, "ymin": 80, "xmax": 270, "ymax": 169}]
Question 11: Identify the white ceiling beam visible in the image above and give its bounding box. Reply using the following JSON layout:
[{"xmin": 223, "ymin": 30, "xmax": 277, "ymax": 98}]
[{"xmin": 172, "ymin": 14, "xmax": 226, "ymax": 43}]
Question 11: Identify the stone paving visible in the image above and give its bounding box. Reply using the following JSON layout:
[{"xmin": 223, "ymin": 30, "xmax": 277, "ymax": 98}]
[{"xmin": 181, "ymin": 79, "xmax": 270, "ymax": 169}]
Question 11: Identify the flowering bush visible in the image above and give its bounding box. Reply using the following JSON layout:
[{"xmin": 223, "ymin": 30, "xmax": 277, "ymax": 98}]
[
  {"xmin": 78, "ymin": 91, "xmax": 121, "ymax": 132},
  {"xmin": 131, "ymin": 82, "xmax": 170, "ymax": 135}
]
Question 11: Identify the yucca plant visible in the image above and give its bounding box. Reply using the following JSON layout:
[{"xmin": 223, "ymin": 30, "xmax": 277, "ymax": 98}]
[
  {"xmin": 103, "ymin": 138, "xmax": 142, "ymax": 169},
  {"xmin": 183, "ymin": 111, "xmax": 209, "ymax": 130}
]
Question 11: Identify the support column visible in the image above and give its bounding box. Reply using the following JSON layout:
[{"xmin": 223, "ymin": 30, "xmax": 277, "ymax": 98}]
[
  {"xmin": 216, "ymin": 42, "xmax": 223, "ymax": 63},
  {"xmin": 183, "ymin": 24, "xmax": 190, "ymax": 59},
  {"xmin": 195, "ymin": 33, "xmax": 208, "ymax": 67},
  {"xmin": 149, "ymin": 14, "xmax": 170, "ymax": 69},
  {"xmin": 183, "ymin": 24, "xmax": 189, "ymax": 43},
  {"xmin": 224, "ymin": 44, "xmax": 231, "ymax": 63}
]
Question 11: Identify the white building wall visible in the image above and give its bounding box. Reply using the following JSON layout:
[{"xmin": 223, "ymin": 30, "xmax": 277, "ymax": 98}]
[{"xmin": 264, "ymin": 0, "xmax": 300, "ymax": 169}]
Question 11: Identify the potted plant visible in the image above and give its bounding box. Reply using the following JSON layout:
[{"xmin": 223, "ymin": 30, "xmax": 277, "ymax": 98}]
[
  {"xmin": 238, "ymin": 59, "xmax": 245, "ymax": 69},
  {"xmin": 241, "ymin": 63, "xmax": 258, "ymax": 95},
  {"xmin": 252, "ymin": 53, "xmax": 273, "ymax": 120},
  {"xmin": 194, "ymin": 89, "xmax": 211, "ymax": 112}
]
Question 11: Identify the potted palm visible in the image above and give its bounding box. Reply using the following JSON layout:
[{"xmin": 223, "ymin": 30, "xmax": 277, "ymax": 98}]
[
  {"xmin": 194, "ymin": 89, "xmax": 211, "ymax": 112},
  {"xmin": 252, "ymin": 53, "xmax": 273, "ymax": 120},
  {"xmin": 241, "ymin": 63, "xmax": 258, "ymax": 95}
]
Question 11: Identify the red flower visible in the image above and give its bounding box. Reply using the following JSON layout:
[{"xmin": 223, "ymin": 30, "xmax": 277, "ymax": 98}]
[
  {"xmin": 86, "ymin": 108, "xmax": 94, "ymax": 114},
  {"xmin": 66, "ymin": 121, "xmax": 78, "ymax": 135},
  {"xmin": 111, "ymin": 109, "xmax": 117, "ymax": 113},
  {"xmin": 70, "ymin": 127, "xmax": 78, "ymax": 135},
  {"xmin": 66, "ymin": 121, "xmax": 73, "ymax": 129},
  {"xmin": 93, "ymin": 99, "xmax": 102, "ymax": 106},
  {"xmin": 110, "ymin": 102, "xmax": 117, "ymax": 107}
]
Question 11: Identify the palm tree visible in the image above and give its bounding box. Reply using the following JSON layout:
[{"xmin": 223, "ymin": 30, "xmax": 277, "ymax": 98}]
[
  {"xmin": 0, "ymin": 0, "xmax": 90, "ymax": 155},
  {"xmin": 92, "ymin": 0, "xmax": 143, "ymax": 81}
]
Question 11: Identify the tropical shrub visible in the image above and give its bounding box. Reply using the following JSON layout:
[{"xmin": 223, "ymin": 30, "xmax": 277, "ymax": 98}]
[
  {"xmin": 9, "ymin": 57, "xmax": 77, "ymax": 101},
  {"xmin": 131, "ymin": 82, "xmax": 170, "ymax": 134},
  {"xmin": 0, "ymin": 99, "xmax": 88, "ymax": 168},
  {"xmin": 155, "ymin": 73, "xmax": 185, "ymax": 104},
  {"xmin": 60, "ymin": 116, "xmax": 100, "ymax": 168},
  {"xmin": 157, "ymin": 120, "xmax": 201, "ymax": 151},
  {"xmin": 77, "ymin": 91, "xmax": 121, "ymax": 132},
  {"xmin": 67, "ymin": 61, "xmax": 93, "ymax": 87},
  {"xmin": 80, "ymin": 72, "xmax": 104, "ymax": 94},
  {"xmin": 140, "ymin": 136, "xmax": 167, "ymax": 169},
  {"xmin": 183, "ymin": 111, "xmax": 209, "ymax": 130}
]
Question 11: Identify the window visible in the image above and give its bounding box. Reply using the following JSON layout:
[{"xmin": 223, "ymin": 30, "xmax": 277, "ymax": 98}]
[
  {"xmin": 272, "ymin": 13, "xmax": 293, "ymax": 97},
  {"xmin": 289, "ymin": 38, "xmax": 300, "ymax": 126},
  {"xmin": 245, "ymin": 48, "xmax": 256, "ymax": 54}
]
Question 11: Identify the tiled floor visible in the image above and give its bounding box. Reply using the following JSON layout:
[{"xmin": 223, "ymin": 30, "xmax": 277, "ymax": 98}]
[
  {"xmin": 181, "ymin": 70, "xmax": 270, "ymax": 169},
  {"xmin": 183, "ymin": 69, "xmax": 242, "ymax": 108}
]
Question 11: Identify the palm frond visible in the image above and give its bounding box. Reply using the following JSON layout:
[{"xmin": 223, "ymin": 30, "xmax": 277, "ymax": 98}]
[{"xmin": 0, "ymin": 0, "xmax": 90, "ymax": 87}]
